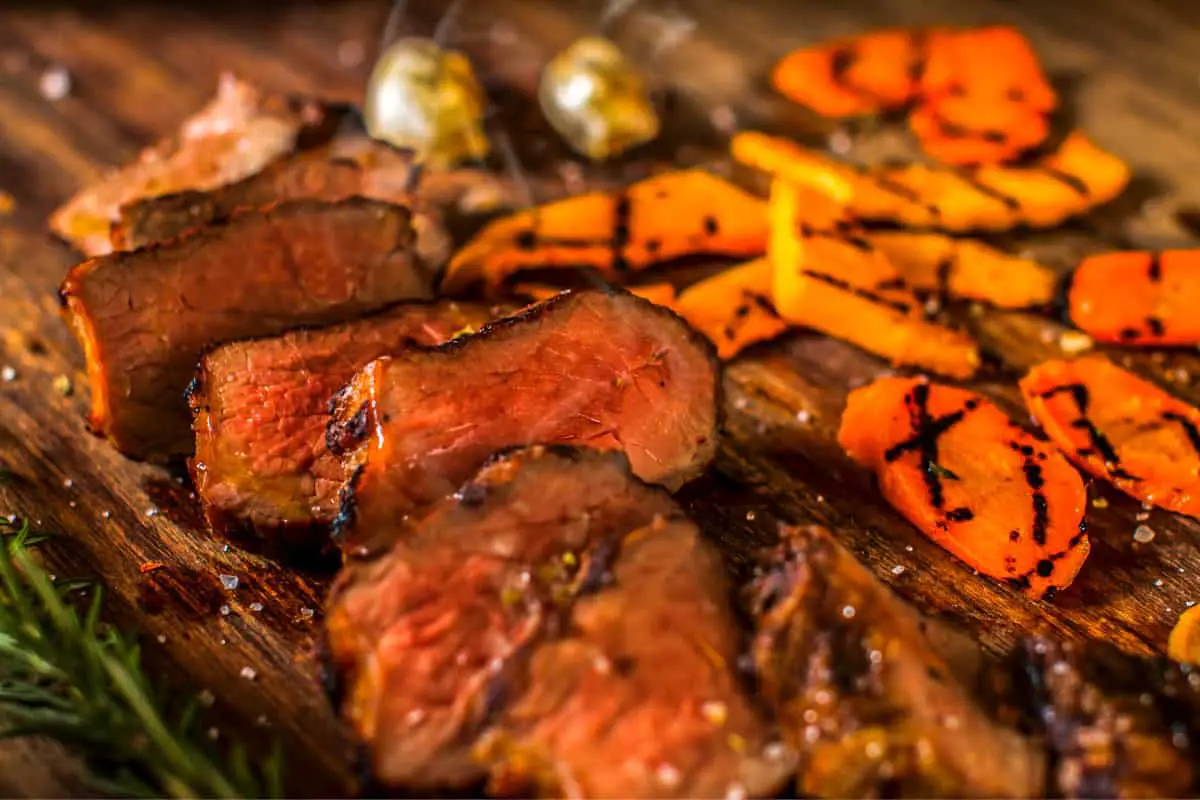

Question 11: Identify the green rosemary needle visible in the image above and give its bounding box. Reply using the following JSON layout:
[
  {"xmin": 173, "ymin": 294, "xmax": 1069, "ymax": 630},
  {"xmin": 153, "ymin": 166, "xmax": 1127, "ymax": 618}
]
[{"xmin": 0, "ymin": 522, "xmax": 283, "ymax": 798}]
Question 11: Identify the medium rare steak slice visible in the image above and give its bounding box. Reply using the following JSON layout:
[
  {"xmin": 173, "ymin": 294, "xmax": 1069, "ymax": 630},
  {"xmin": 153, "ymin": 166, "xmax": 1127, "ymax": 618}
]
[
  {"xmin": 747, "ymin": 526, "xmax": 1044, "ymax": 798},
  {"xmin": 189, "ymin": 300, "xmax": 498, "ymax": 556},
  {"xmin": 327, "ymin": 288, "xmax": 719, "ymax": 557},
  {"xmin": 50, "ymin": 73, "xmax": 321, "ymax": 256},
  {"xmin": 60, "ymin": 197, "xmax": 432, "ymax": 462},
  {"xmin": 110, "ymin": 135, "xmax": 513, "ymax": 269},
  {"xmin": 322, "ymin": 446, "xmax": 792, "ymax": 796}
]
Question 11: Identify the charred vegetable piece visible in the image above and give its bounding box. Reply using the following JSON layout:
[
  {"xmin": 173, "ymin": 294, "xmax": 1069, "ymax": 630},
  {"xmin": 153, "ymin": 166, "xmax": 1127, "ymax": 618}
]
[
  {"xmin": 748, "ymin": 525, "xmax": 1044, "ymax": 798},
  {"xmin": 839, "ymin": 377, "xmax": 1090, "ymax": 598},
  {"xmin": 769, "ymin": 179, "xmax": 981, "ymax": 378},
  {"xmin": 363, "ymin": 37, "xmax": 491, "ymax": 168},
  {"xmin": 323, "ymin": 446, "xmax": 793, "ymax": 796},
  {"xmin": 675, "ymin": 259, "xmax": 790, "ymax": 360},
  {"xmin": 440, "ymin": 169, "xmax": 769, "ymax": 296},
  {"xmin": 50, "ymin": 74, "xmax": 319, "ymax": 256},
  {"xmin": 539, "ymin": 36, "xmax": 660, "ymax": 162},
  {"xmin": 1169, "ymin": 605, "xmax": 1200, "ymax": 666},
  {"xmin": 866, "ymin": 231, "xmax": 1057, "ymax": 309},
  {"xmin": 189, "ymin": 301, "xmax": 498, "ymax": 557},
  {"xmin": 511, "ymin": 282, "xmax": 677, "ymax": 307},
  {"xmin": 734, "ymin": 130, "xmax": 1130, "ymax": 232},
  {"xmin": 771, "ymin": 26, "xmax": 1056, "ymax": 165},
  {"xmin": 995, "ymin": 638, "xmax": 1200, "ymax": 797},
  {"xmin": 1066, "ymin": 250, "xmax": 1200, "ymax": 346},
  {"xmin": 771, "ymin": 28, "xmax": 926, "ymax": 118},
  {"xmin": 1020, "ymin": 356, "xmax": 1200, "ymax": 517},
  {"xmin": 327, "ymin": 289, "xmax": 719, "ymax": 557},
  {"xmin": 59, "ymin": 198, "xmax": 432, "ymax": 462},
  {"xmin": 907, "ymin": 26, "xmax": 1057, "ymax": 166}
]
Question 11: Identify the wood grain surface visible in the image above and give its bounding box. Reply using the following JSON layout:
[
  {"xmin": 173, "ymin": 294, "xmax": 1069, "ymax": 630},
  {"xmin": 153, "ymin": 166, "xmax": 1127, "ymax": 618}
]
[{"xmin": 2, "ymin": 0, "xmax": 1200, "ymax": 796}]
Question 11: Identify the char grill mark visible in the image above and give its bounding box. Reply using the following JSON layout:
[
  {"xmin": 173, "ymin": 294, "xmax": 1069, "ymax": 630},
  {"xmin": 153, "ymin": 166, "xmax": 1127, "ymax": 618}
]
[
  {"xmin": 327, "ymin": 289, "xmax": 719, "ymax": 557},
  {"xmin": 59, "ymin": 197, "xmax": 433, "ymax": 462},
  {"xmin": 323, "ymin": 447, "xmax": 791, "ymax": 796},
  {"xmin": 1036, "ymin": 383, "xmax": 1139, "ymax": 480},
  {"xmin": 189, "ymin": 300, "xmax": 497, "ymax": 557}
]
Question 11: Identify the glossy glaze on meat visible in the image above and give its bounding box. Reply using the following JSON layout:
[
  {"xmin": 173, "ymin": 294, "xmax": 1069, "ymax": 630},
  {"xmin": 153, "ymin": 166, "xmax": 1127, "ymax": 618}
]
[
  {"xmin": 327, "ymin": 289, "xmax": 719, "ymax": 557},
  {"xmin": 189, "ymin": 301, "xmax": 498, "ymax": 557},
  {"xmin": 748, "ymin": 525, "xmax": 1044, "ymax": 798},
  {"xmin": 994, "ymin": 638, "xmax": 1200, "ymax": 798},
  {"xmin": 322, "ymin": 446, "xmax": 792, "ymax": 796},
  {"xmin": 60, "ymin": 197, "xmax": 433, "ymax": 461}
]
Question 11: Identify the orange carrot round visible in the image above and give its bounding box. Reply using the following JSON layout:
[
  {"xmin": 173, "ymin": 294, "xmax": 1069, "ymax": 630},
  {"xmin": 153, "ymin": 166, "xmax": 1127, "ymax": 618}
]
[
  {"xmin": 770, "ymin": 28, "xmax": 924, "ymax": 118},
  {"xmin": 1020, "ymin": 356, "xmax": 1200, "ymax": 517},
  {"xmin": 1066, "ymin": 250, "xmax": 1200, "ymax": 346},
  {"xmin": 839, "ymin": 376, "xmax": 1090, "ymax": 599}
]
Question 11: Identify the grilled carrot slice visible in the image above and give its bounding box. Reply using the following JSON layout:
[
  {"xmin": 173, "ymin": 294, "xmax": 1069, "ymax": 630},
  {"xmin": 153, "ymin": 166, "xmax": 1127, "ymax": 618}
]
[
  {"xmin": 770, "ymin": 28, "xmax": 927, "ymax": 118},
  {"xmin": 674, "ymin": 259, "xmax": 789, "ymax": 359},
  {"xmin": 909, "ymin": 26, "xmax": 1056, "ymax": 165},
  {"xmin": 440, "ymin": 169, "xmax": 769, "ymax": 296},
  {"xmin": 1169, "ymin": 604, "xmax": 1200, "ymax": 665},
  {"xmin": 512, "ymin": 282, "xmax": 678, "ymax": 307},
  {"xmin": 1020, "ymin": 356, "xmax": 1200, "ymax": 517},
  {"xmin": 733, "ymin": 130, "xmax": 1130, "ymax": 232},
  {"xmin": 866, "ymin": 231, "xmax": 1057, "ymax": 309},
  {"xmin": 769, "ymin": 180, "xmax": 980, "ymax": 378},
  {"xmin": 771, "ymin": 26, "xmax": 1055, "ymax": 165},
  {"xmin": 1066, "ymin": 250, "xmax": 1200, "ymax": 346},
  {"xmin": 839, "ymin": 377, "xmax": 1090, "ymax": 599}
]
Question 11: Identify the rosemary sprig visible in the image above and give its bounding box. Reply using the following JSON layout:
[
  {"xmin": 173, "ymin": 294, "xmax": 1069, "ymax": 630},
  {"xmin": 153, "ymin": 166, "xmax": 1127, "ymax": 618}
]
[{"xmin": 0, "ymin": 521, "xmax": 284, "ymax": 798}]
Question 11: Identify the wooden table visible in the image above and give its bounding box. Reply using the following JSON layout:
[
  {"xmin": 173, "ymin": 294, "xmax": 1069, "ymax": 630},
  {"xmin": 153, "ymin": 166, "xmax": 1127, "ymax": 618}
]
[{"xmin": 2, "ymin": 0, "xmax": 1200, "ymax": 795}]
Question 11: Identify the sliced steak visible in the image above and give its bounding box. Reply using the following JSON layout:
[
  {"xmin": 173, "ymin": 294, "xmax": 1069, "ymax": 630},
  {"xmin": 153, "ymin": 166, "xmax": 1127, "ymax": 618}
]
[
  {"xmin": 994, "ymin": 638, "xmax": 1200, "ymax": 798},
  {"xmin": 322, "ymin": 446, "xmax": 792, "ymax": 796},
  {"xmin": 111, "ymin": 135, "xmax": 512, "ymax": 270},
  {"xmin": 328, "ymin": 288, "xmax": 719, "ymax": 557},
  {"xmin": 189, "ymin": 300, "xmax": 498, "ymax": 557},
  {"xmin": 50, "ymin": 73, "xmax": 321, "ymax": 256},
  {"xmin": 747, "ymin": 525, "xmax": 1043, "ymax": 798},
  {"xmin": 60, "ymin": 197, "xmax": 432, "ymax": 462}
]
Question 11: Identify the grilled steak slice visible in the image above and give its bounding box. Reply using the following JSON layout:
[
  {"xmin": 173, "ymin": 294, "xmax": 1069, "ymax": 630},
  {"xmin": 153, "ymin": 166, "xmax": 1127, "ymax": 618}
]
[
  {"xmin": 748, "ymin": 525, "xmax": 1043, "ymax": 798},
  {"xmin": 328, "ymin": 288, "xmax": 719, "ymax": 556},
  {"xmin": 477, "ymin": 514, "xmax": 794, "ymax": 799},
  {"xmin": 50, "ymin": 73, "xmax": 321, "ymax": 256},
  {"xmin": 994, "ymin": 638, "xmax": 1200, "ymax": 798},
  {"xmin": 323, "ymin": 446, "xmax": 792, "ymax": 796},
  {"xmin": 60, "ymin": 197, "xmax": 432, "ymax": 462},
  {"xmin": 111, "ymin": 135, "xmax": 508, "ymax": 269},
  {"xmin": 190, "ymin": 301, "xmax": 498, "ymax": 556}
]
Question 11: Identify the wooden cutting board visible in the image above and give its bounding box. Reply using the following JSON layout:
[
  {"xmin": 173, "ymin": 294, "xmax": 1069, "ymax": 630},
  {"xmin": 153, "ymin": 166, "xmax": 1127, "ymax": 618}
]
[{"xmin": 3, "ymin": 0, "xmax": 1200, "ymax": 795}]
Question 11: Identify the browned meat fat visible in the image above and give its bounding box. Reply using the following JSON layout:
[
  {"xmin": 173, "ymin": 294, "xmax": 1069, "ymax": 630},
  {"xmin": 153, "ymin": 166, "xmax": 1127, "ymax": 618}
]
[
  {"xmin": 995, "ymin": 638, "xmax": 1200, "ymax": 797},
  {"xmin": 50, "ymin": 74, "xmax": 320, "ymax": 256},
  {"xmin": 60, "ymin": 197, "xmax": 433, "ymax": 462},
  {"xmin": 327, "ymin": 289, "xmax": 719, "ymax": 556},
  {"xmin": 322, "ymin": 446, "xmax": 793, "ymax": 796},
  {"xmin": 111, "ymin": 135, "xmax": 511, "ymax": 269},
  {"xmin": 189, "ymin": 301, "xmax": 498, "ymax": 556},
  {"xmin": 748, "ymin": 526, "xmax": 1044, "ymax": 798}
]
